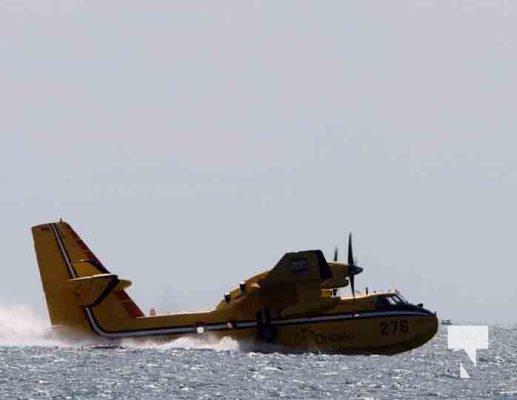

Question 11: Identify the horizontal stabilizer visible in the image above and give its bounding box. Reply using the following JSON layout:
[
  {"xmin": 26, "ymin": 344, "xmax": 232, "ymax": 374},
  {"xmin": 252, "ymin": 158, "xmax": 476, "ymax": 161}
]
[{"xmin": 67, "ymin": 274, "xmax": 120, "ymax": 307}]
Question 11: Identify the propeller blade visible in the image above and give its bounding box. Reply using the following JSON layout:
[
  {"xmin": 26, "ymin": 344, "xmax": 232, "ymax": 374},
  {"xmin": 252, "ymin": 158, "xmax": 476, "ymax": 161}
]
[
  {"xmin": 348, "ymin": 232, "xmax": 354, "ymax": 266},
  {"xmin": 333, "ymin": 246, "xmax": 338, "ymax": 262},
  {"xmin": 348, "ymin": 233, "xmax": 357, "ymax": 299}
]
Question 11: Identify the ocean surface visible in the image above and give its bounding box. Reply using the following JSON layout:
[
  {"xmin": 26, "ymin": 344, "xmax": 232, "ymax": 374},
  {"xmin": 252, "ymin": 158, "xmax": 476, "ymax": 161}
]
[{"xmin": 0, "ymin": 307, "xmax": 515, "ymax": 399}]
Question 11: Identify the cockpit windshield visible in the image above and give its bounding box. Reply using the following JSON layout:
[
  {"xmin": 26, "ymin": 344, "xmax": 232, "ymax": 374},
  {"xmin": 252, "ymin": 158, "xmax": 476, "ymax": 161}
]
[
  {"xmin": 394, "ymin": 292, "xmax": 408, "ymax": 304},
  {"xmin": 377, "ymin": 293, "xmax": 408, "ymax": 308},
  {"xmin": 389, "ymin": 294, "xmax": 407, "ymax": 304}
]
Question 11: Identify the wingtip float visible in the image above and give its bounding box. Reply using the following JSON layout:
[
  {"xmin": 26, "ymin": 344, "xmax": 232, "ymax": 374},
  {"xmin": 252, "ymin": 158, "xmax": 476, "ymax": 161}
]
[{"xmin": 32, "ymin": 220, "xmax": 438, "ymax": 354}]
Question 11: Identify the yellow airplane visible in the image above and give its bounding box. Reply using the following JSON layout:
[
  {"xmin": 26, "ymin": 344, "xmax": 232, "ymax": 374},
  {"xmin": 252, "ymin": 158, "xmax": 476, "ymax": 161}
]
[{"xmin": 32, "ymin": 220, "xmax": 438, "ymax": 354}]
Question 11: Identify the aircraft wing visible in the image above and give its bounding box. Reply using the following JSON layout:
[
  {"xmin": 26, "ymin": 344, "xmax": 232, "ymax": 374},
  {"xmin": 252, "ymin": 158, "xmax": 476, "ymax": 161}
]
[
  {"xmin": 262, "ymin": 250, "xmax": 332, "ymax": 285},
  {"xmin": 256, "ymin": 250, "xmax": 335, "ymax": 315}
]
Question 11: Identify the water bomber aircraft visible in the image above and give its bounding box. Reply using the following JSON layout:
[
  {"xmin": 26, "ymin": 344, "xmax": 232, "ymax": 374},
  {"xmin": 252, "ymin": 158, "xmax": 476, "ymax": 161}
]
[{"xmin": 32, "ymin": 220, "xmax": 438, "ymax": 354}]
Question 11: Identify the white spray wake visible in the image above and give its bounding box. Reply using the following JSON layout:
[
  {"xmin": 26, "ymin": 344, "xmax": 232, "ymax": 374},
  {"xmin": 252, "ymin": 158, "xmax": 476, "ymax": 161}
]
[
  {"xmin": 0, "ymin": 303, "xmax": 242, "ymax": 350},
  {"xmin": 121, "ymin": 333, "xmax": 241, "ymax": 351},
  {"xmin": 0, "ymin": 303, "xmax": 66, "ymax": 347}
]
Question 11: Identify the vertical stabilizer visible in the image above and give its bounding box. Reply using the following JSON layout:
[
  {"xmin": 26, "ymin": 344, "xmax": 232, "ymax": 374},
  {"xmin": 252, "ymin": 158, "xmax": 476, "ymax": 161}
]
[
  {"xmin": 32, "ymin": 223, "xmax": 85, "ymax": 330},
  {"xmin": 32, "ymin": 220, "xmax": 144, "ymax": 337}
]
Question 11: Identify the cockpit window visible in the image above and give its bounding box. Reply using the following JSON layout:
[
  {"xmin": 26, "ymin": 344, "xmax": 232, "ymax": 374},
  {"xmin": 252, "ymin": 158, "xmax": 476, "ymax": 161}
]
[
  {"xmin": 394, "ymin": 294, "xmax": 409, "ymax": 304},
  {"xmin": 395, "ymin": 293, "xmax": 408, "ymax": 304},
  {"xmin": 377, "ymin": 294, "xmax": 408, "ymax": 308},
  {"xmin": 386, "ymin": 296, "xmax": 398, "ymax": 305}
]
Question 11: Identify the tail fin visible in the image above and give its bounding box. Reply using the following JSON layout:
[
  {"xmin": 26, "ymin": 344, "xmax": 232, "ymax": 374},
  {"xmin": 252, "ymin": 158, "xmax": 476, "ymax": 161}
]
[{"xmin": 32, "ymin": 220, "xmax": 144, "ymax": 337}]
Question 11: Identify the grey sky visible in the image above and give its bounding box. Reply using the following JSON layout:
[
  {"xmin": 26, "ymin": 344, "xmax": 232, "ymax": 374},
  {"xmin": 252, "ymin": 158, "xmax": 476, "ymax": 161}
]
[{"xmin": 1, "ymin": 1, "xmax": 516, "ymax": 322}]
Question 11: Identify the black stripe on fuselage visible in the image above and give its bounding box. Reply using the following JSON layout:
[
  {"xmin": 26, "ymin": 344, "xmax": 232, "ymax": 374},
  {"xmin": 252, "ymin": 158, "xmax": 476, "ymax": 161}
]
[{"xmin": 81, "ymin": 309, "xmax": 435, "ymax": 339}]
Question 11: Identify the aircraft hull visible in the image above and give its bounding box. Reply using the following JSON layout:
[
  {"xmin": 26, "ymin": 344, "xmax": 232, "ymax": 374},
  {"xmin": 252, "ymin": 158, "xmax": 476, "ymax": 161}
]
[
  {"xmin": 214, "ymin": 310, "xmax": 437, "ymax": 355},
  {"xmin": 54, "ymin": 309, "xmax": 437, "ymax": 355}
]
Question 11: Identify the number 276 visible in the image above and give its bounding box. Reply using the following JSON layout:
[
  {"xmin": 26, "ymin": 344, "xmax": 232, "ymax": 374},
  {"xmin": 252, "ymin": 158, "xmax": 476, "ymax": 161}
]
[{"xmin": 379, "ymin": 320, "xmax": 408, "ymax": 335}]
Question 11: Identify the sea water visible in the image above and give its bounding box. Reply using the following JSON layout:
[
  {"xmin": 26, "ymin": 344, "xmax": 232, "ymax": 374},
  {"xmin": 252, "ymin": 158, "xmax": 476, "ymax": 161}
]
[{"xmin": 0, "ymin": 306, "xmax": 515, "ymax": 399}]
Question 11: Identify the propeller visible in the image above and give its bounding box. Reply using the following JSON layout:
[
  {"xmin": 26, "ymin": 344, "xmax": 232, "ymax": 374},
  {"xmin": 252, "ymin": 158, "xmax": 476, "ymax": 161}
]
[
  {"xmin": 330, "ymin": 233, "xmax": 363, "ymax": 298},
  {"xmin": 347, "ymin": 233, "xmax": 363, "ymax": 299}
]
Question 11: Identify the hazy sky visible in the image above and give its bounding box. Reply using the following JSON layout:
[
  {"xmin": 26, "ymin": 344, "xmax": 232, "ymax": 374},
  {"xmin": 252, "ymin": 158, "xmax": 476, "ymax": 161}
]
[{"xmin": 1, "ymin": 1, "xmax": 516, "ymax": 323}]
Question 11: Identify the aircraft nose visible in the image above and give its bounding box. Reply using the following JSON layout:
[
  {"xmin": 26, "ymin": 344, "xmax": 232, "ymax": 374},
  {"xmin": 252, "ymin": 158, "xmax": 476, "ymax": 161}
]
[
  {"xmin": 416, "ymin": 304, "xmax": 437, "ymax": 316},
  {"xmin": 428, "ymin": 313, "xmax": 439, "ymax": 334},
  {"xmin": 420, "ymin": 313, "xmax": 439, "ymax": 342}
]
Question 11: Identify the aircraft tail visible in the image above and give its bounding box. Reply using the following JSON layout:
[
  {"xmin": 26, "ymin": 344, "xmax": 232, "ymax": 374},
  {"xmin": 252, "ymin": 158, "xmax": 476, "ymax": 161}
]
[{"xmin": 32, "ymin": 220, "xmax": 144, "ymax": 338}]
